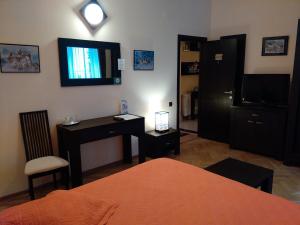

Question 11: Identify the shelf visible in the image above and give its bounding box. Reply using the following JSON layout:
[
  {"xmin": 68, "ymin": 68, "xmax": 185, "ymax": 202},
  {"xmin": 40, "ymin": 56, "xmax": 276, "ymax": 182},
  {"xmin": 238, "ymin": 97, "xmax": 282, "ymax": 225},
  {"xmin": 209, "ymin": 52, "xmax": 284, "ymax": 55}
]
[{"xmin": 181, "ymin": 62, "xmax": 200, "ymax": 75}]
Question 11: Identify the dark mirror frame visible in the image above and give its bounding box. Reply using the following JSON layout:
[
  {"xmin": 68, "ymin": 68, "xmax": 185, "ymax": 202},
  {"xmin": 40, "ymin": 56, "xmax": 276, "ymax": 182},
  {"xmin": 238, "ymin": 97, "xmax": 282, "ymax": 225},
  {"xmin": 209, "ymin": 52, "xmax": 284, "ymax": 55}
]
[{"xmin": 58, "ymin": 38, "xmax": 121, "ymax": 87}]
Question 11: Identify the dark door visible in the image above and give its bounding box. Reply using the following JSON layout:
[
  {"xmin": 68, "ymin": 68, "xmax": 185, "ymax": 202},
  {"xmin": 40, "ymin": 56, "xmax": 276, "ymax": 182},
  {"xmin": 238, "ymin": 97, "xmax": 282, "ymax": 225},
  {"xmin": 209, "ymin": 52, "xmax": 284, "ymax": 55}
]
[{"xmin": 198, "ymin": 39, "xmax": 238, "ymax": 142}]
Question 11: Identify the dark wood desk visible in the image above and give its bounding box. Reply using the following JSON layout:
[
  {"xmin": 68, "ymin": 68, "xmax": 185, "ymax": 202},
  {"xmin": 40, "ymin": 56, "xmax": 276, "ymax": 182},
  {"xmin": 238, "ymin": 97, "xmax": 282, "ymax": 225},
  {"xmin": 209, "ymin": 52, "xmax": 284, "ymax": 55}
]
[{"xmin": 57, "ymin": 115, "xmax": 145, "ymax": 187}]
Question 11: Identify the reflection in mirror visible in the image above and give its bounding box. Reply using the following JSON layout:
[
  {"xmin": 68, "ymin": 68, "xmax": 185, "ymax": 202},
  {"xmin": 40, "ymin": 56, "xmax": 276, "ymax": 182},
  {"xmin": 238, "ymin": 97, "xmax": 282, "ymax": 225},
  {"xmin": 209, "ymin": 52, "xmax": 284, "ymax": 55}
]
[
  {"xmin": 58, "ymin": 38, "xmax": 121, "ymax": 87},
  {"xmin": 105, "ymin": 49, "xmax": 112, "ymax": 78}
]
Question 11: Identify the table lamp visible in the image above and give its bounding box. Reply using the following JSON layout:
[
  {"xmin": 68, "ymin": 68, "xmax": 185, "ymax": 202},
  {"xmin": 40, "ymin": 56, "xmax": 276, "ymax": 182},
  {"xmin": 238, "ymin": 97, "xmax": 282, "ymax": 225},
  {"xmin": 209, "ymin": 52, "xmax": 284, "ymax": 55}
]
[{"xmin": 155, "ymin": 111, "xmax": 169, "ymax": 133}]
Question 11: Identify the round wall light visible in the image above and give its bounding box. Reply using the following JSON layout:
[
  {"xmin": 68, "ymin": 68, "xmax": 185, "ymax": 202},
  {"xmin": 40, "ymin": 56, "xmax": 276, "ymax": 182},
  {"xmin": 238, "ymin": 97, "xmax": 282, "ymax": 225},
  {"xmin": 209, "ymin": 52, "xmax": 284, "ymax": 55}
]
[{"xmin": 79, "ymin": 0, "xmax": 107, "ymax": 31}]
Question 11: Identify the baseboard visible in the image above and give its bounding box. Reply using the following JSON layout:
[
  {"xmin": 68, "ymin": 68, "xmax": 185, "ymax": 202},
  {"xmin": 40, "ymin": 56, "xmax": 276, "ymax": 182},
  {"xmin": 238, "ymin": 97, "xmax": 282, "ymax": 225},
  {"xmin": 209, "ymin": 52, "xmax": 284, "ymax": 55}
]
[
  {"xmin": 0, "ymin": 182, "xmax": 51, "ymax": 202},
  {"xmin": 83, "ymin": 156, "xmax": 138, "ymax": 176},
  {"xmin": 180, "ymin": 128, "xmax": 198, "ymax": 134},
  {"xmin": 0, "ymin": 156, "xmax": 139, "ymax": 201}
]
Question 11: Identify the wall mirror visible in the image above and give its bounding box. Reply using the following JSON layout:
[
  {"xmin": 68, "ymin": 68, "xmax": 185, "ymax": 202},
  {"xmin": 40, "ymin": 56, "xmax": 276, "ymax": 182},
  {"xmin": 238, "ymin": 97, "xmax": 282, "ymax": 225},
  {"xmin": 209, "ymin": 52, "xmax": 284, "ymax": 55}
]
[{"xmin": 58, "ymin": 38, "xmax": 121, "ymax": 87}]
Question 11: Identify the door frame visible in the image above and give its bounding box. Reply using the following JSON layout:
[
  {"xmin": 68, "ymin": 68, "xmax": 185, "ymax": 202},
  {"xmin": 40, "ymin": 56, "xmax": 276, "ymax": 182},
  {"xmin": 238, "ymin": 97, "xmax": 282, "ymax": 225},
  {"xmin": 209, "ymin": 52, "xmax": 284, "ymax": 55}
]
[{"xmin": 176, "ymin": 35, "xmax": 207, "ymax": 133}]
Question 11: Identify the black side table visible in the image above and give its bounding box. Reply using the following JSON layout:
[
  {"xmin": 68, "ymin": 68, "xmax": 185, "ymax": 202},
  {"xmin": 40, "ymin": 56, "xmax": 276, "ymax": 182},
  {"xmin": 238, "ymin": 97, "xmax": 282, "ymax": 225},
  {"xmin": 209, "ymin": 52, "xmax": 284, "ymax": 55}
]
[
  {"xmin": 144, "ymin": 128, "xmax": 180, "ymax": 158},
  {"xmin": 206, "ymin": 158, "xmax": 274, "ymax": 193}
]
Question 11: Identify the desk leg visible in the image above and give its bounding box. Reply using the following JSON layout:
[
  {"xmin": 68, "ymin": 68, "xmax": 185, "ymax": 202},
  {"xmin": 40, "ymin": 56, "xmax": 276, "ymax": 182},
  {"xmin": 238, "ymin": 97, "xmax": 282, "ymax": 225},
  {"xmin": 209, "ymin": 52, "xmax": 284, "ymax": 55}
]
[
  {"xmin": 57, "ymin": 127, "xmax": 67, "ymax": 159},
  {"xmin": 57, "ymin": 127, "xmax": 69, "ymax": 187},
  {"xmin": 138, "ymin": 135, "xmax": 146, "ymax": 163},
  {"xmin": 123, "ymin": 134, "xmax": 132, "ymax": 163},
  {"xmin": 69, "ymin": 141, "xmax": 83, "ymax": 188}
]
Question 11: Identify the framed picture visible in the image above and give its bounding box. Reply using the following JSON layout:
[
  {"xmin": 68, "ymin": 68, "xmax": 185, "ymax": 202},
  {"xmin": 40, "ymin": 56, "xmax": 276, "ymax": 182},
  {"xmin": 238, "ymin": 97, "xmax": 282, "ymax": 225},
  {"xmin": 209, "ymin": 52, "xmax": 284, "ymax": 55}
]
[
  {"xmin": 133, "ymin": 50, "xmax": 154, "ymax": 70},
  {"xmin": 0, "ymin": 43, "xmax": 40, "ymax": 73},
  {"xmin": 262, "ymin": 36, "xmax": 289, "ymax": 56}
]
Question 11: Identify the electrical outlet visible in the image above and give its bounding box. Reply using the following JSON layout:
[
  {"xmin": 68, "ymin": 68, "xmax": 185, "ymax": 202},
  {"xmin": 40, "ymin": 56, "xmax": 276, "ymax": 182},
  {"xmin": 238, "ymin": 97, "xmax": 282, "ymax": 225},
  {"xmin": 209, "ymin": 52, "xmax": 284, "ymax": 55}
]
[{"xmin": 169, "ymin": 102, "xmax": 173, "ymax": 107}]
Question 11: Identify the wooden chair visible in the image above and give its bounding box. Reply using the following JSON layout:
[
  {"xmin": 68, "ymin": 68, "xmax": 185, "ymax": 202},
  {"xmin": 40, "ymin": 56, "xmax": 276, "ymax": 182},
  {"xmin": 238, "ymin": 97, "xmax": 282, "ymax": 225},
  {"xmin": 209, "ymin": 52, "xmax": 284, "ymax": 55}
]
[{"xmin": 19, "ymin": 110, "xmax": 69, "ymax": 200}]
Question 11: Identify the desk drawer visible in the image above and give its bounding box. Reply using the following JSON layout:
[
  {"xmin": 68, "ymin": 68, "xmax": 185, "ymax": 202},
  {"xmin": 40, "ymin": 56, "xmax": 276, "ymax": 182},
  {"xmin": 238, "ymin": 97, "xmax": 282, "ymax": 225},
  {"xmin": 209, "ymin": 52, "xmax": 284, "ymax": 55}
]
[
  {"xmin": 145, "ymin": 131, "xmax": 179, "ymax": 158},
  {"xmin": 79, "ymin": 120, "xmax": 144, "ymax": 143}
]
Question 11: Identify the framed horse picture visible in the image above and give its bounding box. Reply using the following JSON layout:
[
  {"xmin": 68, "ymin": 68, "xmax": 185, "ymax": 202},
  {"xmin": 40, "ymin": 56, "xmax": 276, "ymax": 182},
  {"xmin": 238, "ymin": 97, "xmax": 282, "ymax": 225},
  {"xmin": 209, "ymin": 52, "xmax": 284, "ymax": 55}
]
[
  {"xmin": 262, "ymin": 36, "xmax": 289, "ymax": 56},
  {"xmin": 0, "ymin": 43, "xmax": 40, "ymax": 73}
]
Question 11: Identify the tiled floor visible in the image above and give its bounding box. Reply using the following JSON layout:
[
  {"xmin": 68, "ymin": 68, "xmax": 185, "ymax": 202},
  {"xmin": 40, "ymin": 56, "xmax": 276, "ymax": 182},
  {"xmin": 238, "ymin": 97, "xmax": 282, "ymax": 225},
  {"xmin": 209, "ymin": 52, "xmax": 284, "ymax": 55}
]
[
  {"xmin": 180, "ymin": 118, "xmax": 197, "ymax": 132},
  {"xmin": 1, "ymin": 134, "xmax": 300, "ymax": 211}
]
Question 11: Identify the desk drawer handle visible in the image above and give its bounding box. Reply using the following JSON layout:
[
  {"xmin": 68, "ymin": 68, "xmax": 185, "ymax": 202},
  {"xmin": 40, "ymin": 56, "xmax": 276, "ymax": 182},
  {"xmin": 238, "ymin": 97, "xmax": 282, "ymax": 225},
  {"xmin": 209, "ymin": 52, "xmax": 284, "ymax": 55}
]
[
  {"xmin": 109, "ymin": 130, "xmax": 116, "ymax": 134},
  {"xmin": 248, "ymin": 120, "xmax": 254, "ymax": 124},
  {"xmin": 251, "ymin": 113, "xmax": 260, "ymax": 117}
]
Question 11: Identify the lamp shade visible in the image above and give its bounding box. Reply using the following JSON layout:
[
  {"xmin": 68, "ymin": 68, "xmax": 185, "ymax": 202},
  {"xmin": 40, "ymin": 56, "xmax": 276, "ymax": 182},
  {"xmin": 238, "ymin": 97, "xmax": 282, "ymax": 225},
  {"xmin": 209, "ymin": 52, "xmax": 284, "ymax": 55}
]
[
  {"xmin": 79, "ymin": 0, "xmax": 107, "ymax": 31},
  {"xmin": 155, "ymin": 111, "xmax": 169, "ymax": 133},
  {"xmin": 83, "ymin": 3, "xmax": 104, "ymax": 26}
]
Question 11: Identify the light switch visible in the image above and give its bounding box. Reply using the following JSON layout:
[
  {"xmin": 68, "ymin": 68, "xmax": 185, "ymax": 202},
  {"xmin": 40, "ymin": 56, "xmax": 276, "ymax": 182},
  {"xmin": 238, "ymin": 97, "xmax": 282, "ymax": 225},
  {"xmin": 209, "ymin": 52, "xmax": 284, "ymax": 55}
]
[{"xmin": 118, "ymin": 58, "xmax": 125, "ymax": 70}]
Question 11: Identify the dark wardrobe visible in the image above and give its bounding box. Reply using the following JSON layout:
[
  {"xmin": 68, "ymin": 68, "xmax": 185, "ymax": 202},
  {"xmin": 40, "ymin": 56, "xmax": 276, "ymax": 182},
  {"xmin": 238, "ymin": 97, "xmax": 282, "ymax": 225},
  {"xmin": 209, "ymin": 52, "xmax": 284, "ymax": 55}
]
[{"xmin": 285, "ymin": 19, "xmax": 300, "ymax": 166}]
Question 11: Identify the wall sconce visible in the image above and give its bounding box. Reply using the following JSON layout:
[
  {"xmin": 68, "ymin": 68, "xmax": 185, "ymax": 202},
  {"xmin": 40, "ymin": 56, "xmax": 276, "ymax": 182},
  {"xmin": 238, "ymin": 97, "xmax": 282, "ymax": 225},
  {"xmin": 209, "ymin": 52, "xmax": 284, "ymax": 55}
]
[
  {"xmin": 79, "ymin": 0, "xmax": 107, "ymax": 31},
  {"xmin": 155, "ymin": 111, "xmax": 169, "ymax": 133}
]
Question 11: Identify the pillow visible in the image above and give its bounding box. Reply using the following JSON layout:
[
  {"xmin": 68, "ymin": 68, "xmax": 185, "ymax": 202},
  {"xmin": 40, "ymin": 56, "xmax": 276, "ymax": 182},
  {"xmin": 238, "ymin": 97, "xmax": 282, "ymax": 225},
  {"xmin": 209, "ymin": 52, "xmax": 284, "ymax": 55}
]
[{"xmin": 0, "ymin": 190, "xmax": 118, "ymax": 225}]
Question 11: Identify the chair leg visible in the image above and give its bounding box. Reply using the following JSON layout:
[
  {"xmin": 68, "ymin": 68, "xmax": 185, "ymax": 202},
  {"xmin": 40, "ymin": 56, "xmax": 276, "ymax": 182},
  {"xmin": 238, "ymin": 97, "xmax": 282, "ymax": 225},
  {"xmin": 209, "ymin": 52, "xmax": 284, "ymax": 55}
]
[
  {"xmin": 28, "ymin": 177, "xmax": 35, "ymax": 200},
  {"xmin": 53, "ymin": 173, "xmax": 58, "ymax": 189},
  {"xmin": 63, "ymin": 167, "xmax": 70, "ymax": 190}
]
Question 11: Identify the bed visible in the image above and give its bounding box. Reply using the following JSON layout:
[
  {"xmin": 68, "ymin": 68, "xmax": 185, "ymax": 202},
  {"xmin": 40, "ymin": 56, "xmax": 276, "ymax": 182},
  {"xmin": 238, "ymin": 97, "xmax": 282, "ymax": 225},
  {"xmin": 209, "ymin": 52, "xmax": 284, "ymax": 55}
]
[{"xmin": 1, "ymin": 158, "xmax": 300, "ymax": 225}]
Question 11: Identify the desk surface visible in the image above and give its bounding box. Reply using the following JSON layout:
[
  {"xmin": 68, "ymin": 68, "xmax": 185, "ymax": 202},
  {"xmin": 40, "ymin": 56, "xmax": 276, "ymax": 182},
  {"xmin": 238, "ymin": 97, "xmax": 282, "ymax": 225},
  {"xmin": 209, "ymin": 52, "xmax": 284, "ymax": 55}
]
[
  {"xmin": 58, "ymin": 115, "xmax": 144, "ymax": 132},
  {"xmin": 146, "ymin": 128, "xmax": 178, "ymax": 137}
]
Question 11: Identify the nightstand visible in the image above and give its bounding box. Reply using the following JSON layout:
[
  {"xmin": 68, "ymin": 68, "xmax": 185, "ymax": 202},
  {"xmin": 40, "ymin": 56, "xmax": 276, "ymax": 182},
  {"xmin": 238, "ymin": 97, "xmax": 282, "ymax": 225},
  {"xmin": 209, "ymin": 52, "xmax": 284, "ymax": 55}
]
[{"xmin": 144, "ymin": 128, "xmax": 180, "ymax": 158}]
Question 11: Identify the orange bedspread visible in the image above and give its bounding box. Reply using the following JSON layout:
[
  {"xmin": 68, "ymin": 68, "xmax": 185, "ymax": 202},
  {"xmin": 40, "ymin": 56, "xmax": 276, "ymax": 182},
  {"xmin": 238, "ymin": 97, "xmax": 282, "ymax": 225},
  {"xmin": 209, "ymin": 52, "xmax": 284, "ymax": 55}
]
[
  {"xmin": 0, "ymin": 190, "xmax": 118, "ymax": 225},
  {"xmin": 2, "ymin": 158, "xmax": 300, "ymax": 225},
  {"xmin": 76, "ymin": 158, "xmax": 300, "ymax": 225}
]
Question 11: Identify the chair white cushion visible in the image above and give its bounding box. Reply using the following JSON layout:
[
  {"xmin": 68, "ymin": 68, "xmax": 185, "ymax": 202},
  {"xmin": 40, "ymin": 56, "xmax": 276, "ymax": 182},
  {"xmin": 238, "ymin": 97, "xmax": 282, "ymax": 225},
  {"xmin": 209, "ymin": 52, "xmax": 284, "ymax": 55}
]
[{"xmin": 25, "ymin": 156, "xmax": 69, "ymax": 176}]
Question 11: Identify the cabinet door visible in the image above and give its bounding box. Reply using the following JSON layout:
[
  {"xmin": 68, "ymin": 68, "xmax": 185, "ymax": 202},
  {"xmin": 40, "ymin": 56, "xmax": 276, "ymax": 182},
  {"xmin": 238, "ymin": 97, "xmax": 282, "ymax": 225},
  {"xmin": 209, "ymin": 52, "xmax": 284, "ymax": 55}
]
[
  {"xmin": 261, "ymin": 111, "xmax": 286, "ymax": 159},
  {"xmin": 254, "ymin": 118, "xmax": 272, "ymax": 156},
  {"xmin": 230, "ymin": 109, "xmax": 256, "ymax": 151},
  {"xmin": 230, "ymin": 108, "xmax": 287, "ymax": 159}
]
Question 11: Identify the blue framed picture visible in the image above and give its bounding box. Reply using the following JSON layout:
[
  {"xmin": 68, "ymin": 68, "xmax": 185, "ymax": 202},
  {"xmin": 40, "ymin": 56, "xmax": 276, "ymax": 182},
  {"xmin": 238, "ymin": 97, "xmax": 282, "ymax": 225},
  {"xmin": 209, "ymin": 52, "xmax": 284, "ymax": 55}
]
[
  {"xmin": 0, "ymin": 43, "xmax": 40, "ymax": 73},
  {"xmin": 134, "ymin": 50, "xmax": 154, "ymax": 71}
]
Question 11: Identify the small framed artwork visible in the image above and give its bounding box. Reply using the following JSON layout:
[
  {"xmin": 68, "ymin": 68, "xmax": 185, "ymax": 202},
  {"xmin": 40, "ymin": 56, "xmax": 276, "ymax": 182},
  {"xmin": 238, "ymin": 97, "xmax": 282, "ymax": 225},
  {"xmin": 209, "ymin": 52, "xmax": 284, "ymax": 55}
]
[
  {"xmin": 262, "ymin": 36, "xmax": 289, "ymax": 56},
  {"xmin": 0, "ymin": 43, "xmax": 40, "ymax": 73},
  {"xmin": 133, "ymin": 50, "xmax": 154, "ymax": 71}
]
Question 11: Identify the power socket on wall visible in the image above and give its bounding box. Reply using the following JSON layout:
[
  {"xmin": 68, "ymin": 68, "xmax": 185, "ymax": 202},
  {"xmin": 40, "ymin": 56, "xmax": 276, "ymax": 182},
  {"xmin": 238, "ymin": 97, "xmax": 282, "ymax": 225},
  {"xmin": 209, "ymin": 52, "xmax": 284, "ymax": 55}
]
[{"xmin": 169, "ymin": 102, "xmax": 173, "ymax": 107}]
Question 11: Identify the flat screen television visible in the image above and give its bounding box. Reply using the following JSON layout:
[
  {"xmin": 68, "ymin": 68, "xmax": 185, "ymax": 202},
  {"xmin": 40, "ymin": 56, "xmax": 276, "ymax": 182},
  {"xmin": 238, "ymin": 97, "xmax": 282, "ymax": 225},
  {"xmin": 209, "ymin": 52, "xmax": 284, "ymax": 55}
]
[
  {"xmin": 58, "ymin": 38, "xmax": 121, "ymax": 87},
  {"xmin": 242, "ymin": 74, "xmax": 290, "ymax": 107}
]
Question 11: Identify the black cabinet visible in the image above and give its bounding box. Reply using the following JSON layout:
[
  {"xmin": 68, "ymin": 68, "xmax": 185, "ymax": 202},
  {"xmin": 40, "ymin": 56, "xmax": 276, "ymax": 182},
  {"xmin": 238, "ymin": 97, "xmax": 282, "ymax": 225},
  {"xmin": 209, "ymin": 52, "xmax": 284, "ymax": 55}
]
[
  {"xmin": 144, "ymin": 129, "xmax": 180, "ymax": 158},
  {"xmin": 230, "ymin": 106, "xmax": 287, "ymax": 160}
]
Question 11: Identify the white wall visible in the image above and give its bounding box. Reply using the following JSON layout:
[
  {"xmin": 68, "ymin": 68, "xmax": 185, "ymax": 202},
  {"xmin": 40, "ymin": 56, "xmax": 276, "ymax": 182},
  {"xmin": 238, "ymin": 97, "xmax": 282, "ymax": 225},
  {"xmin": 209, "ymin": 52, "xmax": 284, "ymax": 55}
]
[
  {"xmin": 210, "ymin": 0, "xmax": 300, "ymax": 75},
  {"xmin": 0, "ymin": 0, "xmax": 211, "ymax": 197}
]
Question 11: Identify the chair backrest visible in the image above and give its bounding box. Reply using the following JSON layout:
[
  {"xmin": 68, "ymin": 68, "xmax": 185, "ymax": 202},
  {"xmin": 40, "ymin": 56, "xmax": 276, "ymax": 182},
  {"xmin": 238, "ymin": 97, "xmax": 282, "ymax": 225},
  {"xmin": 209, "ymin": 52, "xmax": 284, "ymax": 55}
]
[{"xmin": 19, "ymin": 110, "xmax": 54, "ymax": 161}]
